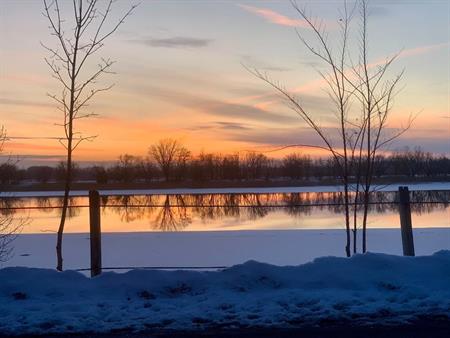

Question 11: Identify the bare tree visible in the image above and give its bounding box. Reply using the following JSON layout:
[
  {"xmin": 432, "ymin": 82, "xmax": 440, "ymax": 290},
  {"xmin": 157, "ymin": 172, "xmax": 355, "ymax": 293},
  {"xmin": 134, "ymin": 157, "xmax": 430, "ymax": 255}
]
[
  {"xmin": 243, "ymin": 152, "xmax": 269, "ymax": 180},
  {"xmin": 246, "ymin": 1, "xmax": 356, "ymax": 257},
  {"xmin": 43, "ymin": 0, "xmax": 136, "ymax": 271},
  {"xmin": 345, "ymin": 1, "xmax": 411, "ymax": 253},
  {"xmin": 110, "ymin": 154, "xmax": 141, "ymax": 183},
  {"xmin": 247, "ymin": 0, "xmax": 410, "ymax": 255},
  {"xmin": 282, "ymin": 153, "xmax": 312, "ymax": 180},
  {"xmin": 149, "ymin": 139, "xmax": 191, "ymax": 182}
]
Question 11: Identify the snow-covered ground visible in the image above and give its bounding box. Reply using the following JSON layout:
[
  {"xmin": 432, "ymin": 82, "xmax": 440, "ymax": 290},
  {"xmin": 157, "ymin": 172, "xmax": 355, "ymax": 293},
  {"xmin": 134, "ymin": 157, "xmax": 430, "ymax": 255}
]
[
  {"xmin": 1, "ymin": 251, "xmax": 449, "ymax": 334},
  {"xmin": 1, "ymin": 181, "xmax": 450, "ymax": 198},
  {"xmin": 5, "ymin": 229, "xmax": 450, "ymax": 270}
]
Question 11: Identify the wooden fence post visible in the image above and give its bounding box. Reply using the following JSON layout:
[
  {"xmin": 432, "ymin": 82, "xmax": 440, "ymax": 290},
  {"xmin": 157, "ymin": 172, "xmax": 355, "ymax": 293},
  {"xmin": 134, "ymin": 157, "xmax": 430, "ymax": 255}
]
[
  {"xmin": 89, "ymin": 190, "xmax": 102, "ymax": 277},
  {"xmin": 398, "ymin": 186, "xmax": 415, "ymax": 256}
]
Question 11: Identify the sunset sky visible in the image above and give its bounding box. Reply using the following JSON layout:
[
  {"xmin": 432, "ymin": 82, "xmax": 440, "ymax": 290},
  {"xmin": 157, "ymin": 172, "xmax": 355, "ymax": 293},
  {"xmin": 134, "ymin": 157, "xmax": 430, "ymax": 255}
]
[{"xmin": 0, "ymin": 0, "xmax": 449, "ymax": 166}]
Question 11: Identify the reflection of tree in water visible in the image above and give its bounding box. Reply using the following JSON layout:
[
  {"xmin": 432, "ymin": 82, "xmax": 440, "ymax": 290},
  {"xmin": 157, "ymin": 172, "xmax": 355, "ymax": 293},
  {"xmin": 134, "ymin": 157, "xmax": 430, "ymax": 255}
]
[
  {"xmin": 221, "ymin": 194, "xmax": 241, "ymax": 219},
  {"xmin": 191, "ymin": 194, "xmax": 241, "ymax": 220},
  {"xmin": 282, "ymin": 193, "xmax": 312, "ymax": 217},
  {"xmin": 191, "ymin": 194, "xmax": 230, "ymax": 221},
  {"xmin": 191, "ymin": 194, "xmax": 271, "ymax": 221},
  {"xmin": 101, "ymin": 195, "xmax": 109, "ymax": 213},
  {"xmin": 106, "ymin": 194, "xmax": 191, "ymax": 231},
  {"xmin": 15, "ymin": 190, "xmax": 445, "ymax": 232},
  {"xmin": 54, "ymin": 197, "xmax": 81, "ymax": 219},
  {"xmin": 154, "ymin": 195, "xmax": 191, "ymax": 231},
  {"xmin": 241, "ymin": 194, "xmax": 270, "ymax": 220},
  {"xmin": 0, "ymin": 198, "xmax": 24, "ymax": 217},
  {"xmin": 34, "ymin": 197, "xmax": 55, "ymax": 213},
  {"xmin": 107, "ymin": 195, "xmax": 157, "ymax": 223},
  {"xmin": 353, "ymin": 190, "xmax": 450, "ymax": 215},
  {"xmin": 282, "ymin": 190, "xmax": 450, "ymax": 216},
  {"xmin": 409, "ymin": 190, "xmax": 450, "ymax": 215}
]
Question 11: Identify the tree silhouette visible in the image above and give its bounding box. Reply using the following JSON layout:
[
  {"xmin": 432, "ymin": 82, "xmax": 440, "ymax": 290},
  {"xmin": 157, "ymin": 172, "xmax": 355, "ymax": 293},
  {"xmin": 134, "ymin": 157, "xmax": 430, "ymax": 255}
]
[{"xmin": 43, "ymin": 0, "xmax": 136, "ymax": 270}]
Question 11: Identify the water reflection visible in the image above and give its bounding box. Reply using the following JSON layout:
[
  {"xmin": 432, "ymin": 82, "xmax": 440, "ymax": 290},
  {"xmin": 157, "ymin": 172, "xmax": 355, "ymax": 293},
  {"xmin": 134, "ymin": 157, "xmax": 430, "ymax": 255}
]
[
  {"xmin": 0, "ymin": 198, "xmax": 24, "ymax": 216},
  {"xmin": 154, "ymin": 195, "xmax": 191, "ymax": 231},
  {"xmin": 107, "ymin": 195, "xmax": 156, "ymax": 223},
  {"xmin": 1, "ymin": 190, "xmax": 448, "ymax": 233}
]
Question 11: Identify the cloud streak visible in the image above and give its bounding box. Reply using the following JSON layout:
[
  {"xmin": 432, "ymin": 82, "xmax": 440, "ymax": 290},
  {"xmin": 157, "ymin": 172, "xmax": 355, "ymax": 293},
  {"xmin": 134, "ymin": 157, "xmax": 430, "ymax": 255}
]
[
  {"xmin": 238, "ymin": 4, "xmax": 310, "ymax": 28},
  {"xmin": 184, "ymin": 121, "xmax": 253, "ymax": 132},
  {"xmin": 135, "ymin": 36, "xmax": 213, "ymax": 49},
  {"xmin": 223, "ymin": 126, "xmax": 450, "ymax": 155},
  {"xmin": 141, "ymin": 85, "xmax": 300, "ymax": 124},
  {"xmin": 216, "ymin": 121, "xmax": 252, "ymax": 130},
  {"xmin": 0, "ymin": 98, "xmax": 52, "ymax": 107},
  {"xmin": 240, "ymin": 55, "xmax": 291, "ymax": 72},
  {"xmin": 397, "ymin": 42, "xmax": 449, "ymax": 59}
]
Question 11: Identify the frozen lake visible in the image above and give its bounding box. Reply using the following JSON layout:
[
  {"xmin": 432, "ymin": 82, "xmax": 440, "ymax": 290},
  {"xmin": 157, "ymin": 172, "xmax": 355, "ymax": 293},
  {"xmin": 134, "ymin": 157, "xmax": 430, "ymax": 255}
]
[{"xmin": 5, "ymin": 229, "xmax": 450, "ymax": 270}]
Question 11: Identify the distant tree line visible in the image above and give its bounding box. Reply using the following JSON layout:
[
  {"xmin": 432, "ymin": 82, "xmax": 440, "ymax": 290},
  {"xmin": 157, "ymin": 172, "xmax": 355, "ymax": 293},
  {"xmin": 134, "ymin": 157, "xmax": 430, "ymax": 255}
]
[{"xmin": 3, "ymin": 141, "xmax": 449, "ymax": 185}]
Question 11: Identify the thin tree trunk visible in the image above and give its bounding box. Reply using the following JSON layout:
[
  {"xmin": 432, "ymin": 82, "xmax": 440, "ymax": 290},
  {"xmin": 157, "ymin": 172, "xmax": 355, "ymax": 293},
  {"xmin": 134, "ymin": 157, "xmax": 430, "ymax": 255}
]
[
  {"xmin": 352, "ymin": 123, "xmax": 366, "ymax": 254},
  {"xmin": 352, "ymin": 180, "xmax": 359, "ymax": 254},
  {"xmin": 362, "ymin": 187, "xmax": 369, "ymax": 253},
  {"xmin": 56, "ymin": 149, "xmax": 71, "ymax": 271},
  {"xmin": 362, "ymin": 136, "xmax": 371, "ymax": 253},
  {"xmin": 352, "ymin": 171, "xmax": 362, "ymax": 254},
  {"xmin": 343, "ymin": 180, "xmax": 351, "ymax": 257},
  {"xmin": 341, "ymin": 108, "xmax": 351, "ymax": 257},
  {"xmin": 56, "ymin": 19, "xmax": 79, "ymax": 271}
]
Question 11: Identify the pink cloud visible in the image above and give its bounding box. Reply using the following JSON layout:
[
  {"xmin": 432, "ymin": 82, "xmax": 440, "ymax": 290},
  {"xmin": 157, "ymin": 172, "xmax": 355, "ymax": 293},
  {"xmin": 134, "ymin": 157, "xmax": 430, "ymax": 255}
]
[
  {"xmin": 366, "ymin": 42, "xmax": 449, "ymax": 69},
  {"xmin": 238, "ymin": 4, "xmax": 310, "ymax": 28},
  {"xmin": 240, "ymin": 41, "xmax": 449, "ymax": 110},
  {"xmin": 398, "ymin": 42, "xmax": 449, "ymax": 58},
  {"xmin": 293, "ymin": 42, "xmax": 449, "ymax": 94}
]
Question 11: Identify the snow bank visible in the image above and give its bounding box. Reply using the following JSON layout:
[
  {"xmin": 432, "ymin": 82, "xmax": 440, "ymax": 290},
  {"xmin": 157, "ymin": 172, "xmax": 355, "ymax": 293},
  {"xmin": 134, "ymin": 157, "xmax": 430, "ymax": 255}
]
[
  {"xmin": 1, "ymin": 251, "xmax": 450, "ymax": 334},
  {"xmin": 1, "ymin": 181, "xmax": 449, "ymax": 198}
]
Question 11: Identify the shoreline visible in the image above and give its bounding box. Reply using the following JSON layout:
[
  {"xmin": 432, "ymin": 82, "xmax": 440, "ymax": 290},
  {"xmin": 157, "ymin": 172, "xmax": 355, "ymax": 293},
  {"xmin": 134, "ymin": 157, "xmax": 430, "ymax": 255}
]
[
  {"xmin": 1, "ymin": 181, "xmax": 450, "ymax": 198},
  {"xmin": 1, "ymin": 176, "xmax": 449, "ymax": 193}
]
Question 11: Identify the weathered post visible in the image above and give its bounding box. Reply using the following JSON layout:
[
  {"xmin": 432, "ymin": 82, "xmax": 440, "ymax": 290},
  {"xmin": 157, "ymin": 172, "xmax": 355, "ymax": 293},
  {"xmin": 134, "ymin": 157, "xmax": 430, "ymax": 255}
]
[
  {"xmin": 398, "ymin": 186, "xmax": 415, "ymax": 256},
  {"xmin": 89, "ymin": 190, "xmax": 102, "ymax": 277}
]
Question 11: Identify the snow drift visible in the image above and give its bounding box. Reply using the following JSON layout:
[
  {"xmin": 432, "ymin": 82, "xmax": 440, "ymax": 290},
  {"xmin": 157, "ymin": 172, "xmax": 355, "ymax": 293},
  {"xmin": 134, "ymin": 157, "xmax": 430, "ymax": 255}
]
[{"xmin": 1, "ymin": 251, "xmax": 450, "ymax": 334}]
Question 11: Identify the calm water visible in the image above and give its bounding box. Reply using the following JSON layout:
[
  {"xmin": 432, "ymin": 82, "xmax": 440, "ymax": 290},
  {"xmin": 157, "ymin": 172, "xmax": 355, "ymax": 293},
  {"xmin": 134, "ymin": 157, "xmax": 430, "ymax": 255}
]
[{"xmin": 1, "ymin": 191, "xmax": 449, "ymax": 233}]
